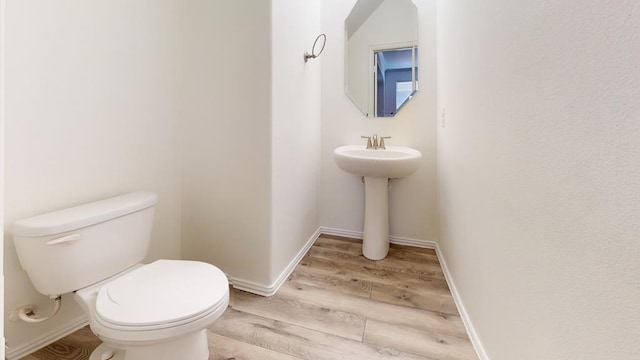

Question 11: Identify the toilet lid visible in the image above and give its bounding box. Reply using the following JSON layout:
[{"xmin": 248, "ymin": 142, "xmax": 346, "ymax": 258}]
[{"xmin": 95, "ymin": 260, "xmax": 228, "ymax": 327}]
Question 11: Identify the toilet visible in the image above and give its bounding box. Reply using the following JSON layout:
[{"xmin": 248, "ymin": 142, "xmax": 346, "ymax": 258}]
[{"xmin": 10, "ymin": 192, "xmax": 229, "ymax": 360}]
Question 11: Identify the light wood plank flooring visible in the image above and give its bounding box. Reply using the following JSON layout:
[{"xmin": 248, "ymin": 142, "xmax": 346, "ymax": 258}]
[{"xmin": 20, "ymin": 235, "xmax": 477, "ymax": 360}]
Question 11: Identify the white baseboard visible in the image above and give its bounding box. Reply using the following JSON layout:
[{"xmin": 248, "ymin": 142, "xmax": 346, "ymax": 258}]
[
  {"xmin": 434, "ymin": 244, "xmax": 490, "ymax": 360},
  {"xmin": 317, "ymin": 226, "xmax": 362, "ymax": 239},
  {"xmin": 230, "ymin": 228, "xmax": 321, "ymax": 297},
  {"xmin": 318, "ymin": 226, "xmax": 437, "ymax": 249},
  {"xmin": 5, "ymin": 316, "xmax": 88, "ymax": 360},
  {"xmin": 389, "ymin": 235, "xmax": 437, "ymax": 249}
]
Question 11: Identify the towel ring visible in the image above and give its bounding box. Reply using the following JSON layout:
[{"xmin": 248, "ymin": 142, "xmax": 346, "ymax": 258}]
[{"xmin": 304, "ymin": 34, "xmax": 326, "ymax": 62}]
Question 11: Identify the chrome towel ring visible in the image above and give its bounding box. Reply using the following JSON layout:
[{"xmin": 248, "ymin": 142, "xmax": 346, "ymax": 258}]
[{"xmin": 304, "ymin": 33, "xmax": 327, "ymax": 62}]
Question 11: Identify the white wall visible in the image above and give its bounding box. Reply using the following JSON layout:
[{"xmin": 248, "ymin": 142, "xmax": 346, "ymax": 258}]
[
  {"xmin": 179, "ymin": 0, "xmax": 273, "ymax": 286},
  {"xmin": 180, "ymin": 0, "xmax": 322, "ymax": 291},
  {"xmin": 320, "ymin": 0, "xmax": 438, "ymax": 243},
  {"xmin": 438, "ymin": 1, "xmax": 640, "ymax": 359},
  {"xmin": 3, "ymin": 1, "xmax": 183, "ymax": 356},
  {"xmin": 270, "ymin": 0, "xmax": 322, "ymax": 283}
]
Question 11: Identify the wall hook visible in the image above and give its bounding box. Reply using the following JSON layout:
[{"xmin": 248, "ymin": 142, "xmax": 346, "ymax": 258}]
[{"xmin": 304, "ymin": 33, "xmax": 326, "ymax": 62}]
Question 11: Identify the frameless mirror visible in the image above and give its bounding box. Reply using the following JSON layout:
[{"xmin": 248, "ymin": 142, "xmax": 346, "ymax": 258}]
[{"xmin": 345, "ymin": 0, "xmax": 418, "ymax": 118}]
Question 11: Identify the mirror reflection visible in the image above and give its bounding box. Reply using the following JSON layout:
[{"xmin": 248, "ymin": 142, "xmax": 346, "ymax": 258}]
[
  {"xmin": 375, "ymin": 47, "xmax": 418, "ymax": 117},
  {"xmin": 345, "ymin": 0, "xmax": 418, "ymax": 118}
]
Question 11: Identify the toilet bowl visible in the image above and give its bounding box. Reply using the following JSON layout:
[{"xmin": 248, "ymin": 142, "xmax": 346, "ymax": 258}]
[
  {"xmin": 76, "ymin": 260, "xmax": 229, "ymax": 360},
  {"xmin": 10, "ymin": 192, "xmax": 229, "ymax": 360}
]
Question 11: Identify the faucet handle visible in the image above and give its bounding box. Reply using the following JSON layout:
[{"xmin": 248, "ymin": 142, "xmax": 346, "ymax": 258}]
[
  {"xmin": 361, "ymin": 135, "xmax": 373, "ymax": 149},
  {"xmin": 379, "ymin": 136, "xmax": 391, "ymax": 149}
]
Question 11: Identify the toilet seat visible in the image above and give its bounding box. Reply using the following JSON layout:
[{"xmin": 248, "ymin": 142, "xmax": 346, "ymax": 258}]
[{"xmin": 85, "ymin": 259, "xmax": 229, "ymax": 345}]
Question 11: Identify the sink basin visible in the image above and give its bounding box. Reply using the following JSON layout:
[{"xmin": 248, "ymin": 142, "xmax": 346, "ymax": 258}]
[{"xmin": 333, "ymin": 145, "xmax": 422, "ymax": 178}]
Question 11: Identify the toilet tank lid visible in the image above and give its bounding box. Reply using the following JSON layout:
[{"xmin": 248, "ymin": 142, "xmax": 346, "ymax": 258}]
[{"xmin": 11, "ymin": 192, "xmax": 158, "ymax": 237}]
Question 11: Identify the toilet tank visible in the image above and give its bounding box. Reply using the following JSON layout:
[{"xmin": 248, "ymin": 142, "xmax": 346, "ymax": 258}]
[{"xmin": 10, "ymin": 192, "xmax": 158, "ymax": 297}]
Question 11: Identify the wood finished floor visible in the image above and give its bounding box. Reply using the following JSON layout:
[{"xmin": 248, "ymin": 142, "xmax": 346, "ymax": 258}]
[{"xmin": 20, "ymin": 235, "xmax": 477, "ymax": 360}]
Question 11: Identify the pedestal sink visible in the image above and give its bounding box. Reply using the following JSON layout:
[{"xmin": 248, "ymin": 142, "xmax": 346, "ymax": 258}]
[{"xmin": 333, "ymin": 145, "xmax": 422, "ymax": 260}]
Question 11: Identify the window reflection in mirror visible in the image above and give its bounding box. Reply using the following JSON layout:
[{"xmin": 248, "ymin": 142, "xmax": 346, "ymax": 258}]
[
  {"xmin": 374, "ymin": 47, "xmax": 418, "ymax": 117},
  {"xmin": 345, "ymin": 0, "xmax": 418, "ymax": 118}
]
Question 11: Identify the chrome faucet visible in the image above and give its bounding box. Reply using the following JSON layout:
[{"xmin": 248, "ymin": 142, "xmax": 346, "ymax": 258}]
[
  {"xmin": 361, "ymin": 134, "xmax": 391, "ymax": 149},
  {"xmin": 361, "ymin": 135, "xmax": 373, "ymax": 149},
  {"xmin": 379, "ymin": 136, "xmax": 391, "ymax": 149}
]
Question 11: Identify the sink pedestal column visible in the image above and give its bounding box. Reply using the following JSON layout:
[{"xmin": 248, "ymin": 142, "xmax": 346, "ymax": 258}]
[{"xmin": 363, "ymin": 177, "xmax": 389, "ymax": 260}]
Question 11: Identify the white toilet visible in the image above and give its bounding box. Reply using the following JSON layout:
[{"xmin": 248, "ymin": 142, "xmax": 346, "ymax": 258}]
[{"xmin": 11, "ymin": 192, "xmax": 229, "ymax": 360}]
